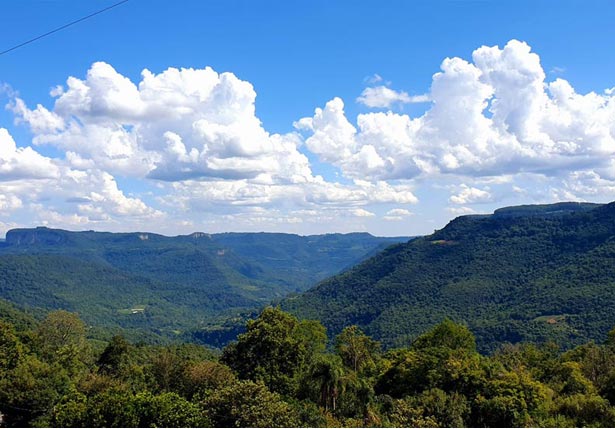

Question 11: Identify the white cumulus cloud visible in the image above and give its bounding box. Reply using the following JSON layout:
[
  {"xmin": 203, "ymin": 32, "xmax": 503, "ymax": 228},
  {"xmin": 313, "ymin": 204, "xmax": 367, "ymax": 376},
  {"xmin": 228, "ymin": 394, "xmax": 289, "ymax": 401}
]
[
  {"xmin": 299, "ymin": 40, "xmax": 615, "ymax": 183},
  {"xmin": 383, "ymin": 208, "xmax": 413, "ymax": 221},
  {"xmin": 5, "ymin": 40, "xmax": 615, "ymax": 235},
  {"xmin": 449, "ymin": 185, "xmax": 493, "ymax": 205},
  {"xmin": 357, "ymin": 85, "xmax": 429, "ymax": 108},
  {"xmin": 0, "ymin": 128, "xmax": 59, "ymax": 180},
  {"xmin": 386, "ymin": 208, "xmax": 413, "ymax": 216},
  {"xmin": 11, "ymin": 62, "xmax": 313, "ymax": 184}
]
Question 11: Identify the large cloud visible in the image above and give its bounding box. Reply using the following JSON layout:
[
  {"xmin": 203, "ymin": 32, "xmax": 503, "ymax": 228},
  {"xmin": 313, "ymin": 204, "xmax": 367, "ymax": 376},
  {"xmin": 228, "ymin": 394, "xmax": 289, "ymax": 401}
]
[
  {"xmin": 0, "ymin": 129, "xmax": 162, "ymax": 232},
  {"xmin": 11, "ymin": 62, "xmax": 313, "ymax": 184},
  {"xmin": 299, "ymin": 40, "xmax": 615, "ymax": 182},
  {"xmin": 5, "ymin": 64, "xmax": 418, "ymax": 234},
  {"xmin": 0, "ymin": 128, "xmax": 59, "ymax": 180}
]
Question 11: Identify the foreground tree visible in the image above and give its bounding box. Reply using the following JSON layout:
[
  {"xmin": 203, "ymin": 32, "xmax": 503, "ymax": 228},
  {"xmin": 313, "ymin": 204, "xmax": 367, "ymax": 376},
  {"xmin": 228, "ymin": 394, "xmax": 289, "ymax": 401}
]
[
  {"xmin": 203, "ymin": 380, "xmax": 299, "ymax": 427},
  {"xmin": 0, "ymin": 355, "xmax": 71, "ymax": 426},
  {"xmin": 335, "ymin": 325, "xmax": 380, "ymax": 374},
  {"xmin": 306, "ymin": 354, "xmax": 346, "ymax": 412},
  {"xmin": 0, "ymin": 321, "xmax": 22, "ymax": 375},
  {"xmin": 97, "ymin": 335, "xmax": 130, "ymax": 377},
  {"xmin": 36, "ymin": 310, "xmax": 89, "ymax": 374},
  {"xmin": 221, "ymin": 307, "xmax": 326, "ymax": 395}
]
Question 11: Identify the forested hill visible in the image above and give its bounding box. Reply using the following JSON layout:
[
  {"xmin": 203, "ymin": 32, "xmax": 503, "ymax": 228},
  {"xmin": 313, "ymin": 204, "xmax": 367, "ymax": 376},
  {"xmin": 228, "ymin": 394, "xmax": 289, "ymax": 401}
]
[
  {"xmin": 0, "ymin": 227, "xmax": 408, "ymax": 340},
  {"xmin": 282, "ymin": 201, "xmax": 615, "ymax": 352}
]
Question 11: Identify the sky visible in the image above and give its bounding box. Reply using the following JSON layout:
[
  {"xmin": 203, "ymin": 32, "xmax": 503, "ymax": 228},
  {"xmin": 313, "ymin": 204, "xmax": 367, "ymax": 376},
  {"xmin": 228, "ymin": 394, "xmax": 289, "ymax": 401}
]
[{"xmin": 0, "ymin": 0, "xmax": 614, "ymax": 237}]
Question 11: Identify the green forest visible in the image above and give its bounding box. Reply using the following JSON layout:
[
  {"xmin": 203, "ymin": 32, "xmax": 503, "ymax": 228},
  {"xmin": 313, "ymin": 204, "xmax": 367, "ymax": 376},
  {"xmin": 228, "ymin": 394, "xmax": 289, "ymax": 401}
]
[
  {"xmin": 283, "ymin": 202, "xmax": 615, "ymax": 352},
  {"xmin": 4, "ymin": 203, "xmax": 615, "ymax": 427},
  {"xmin": 4, "ymin": 305, "xmax": 615, "ymax": 428},
  {"xmin": 0, "ymin": 228, "xmax": 406, "ymax": 344}
]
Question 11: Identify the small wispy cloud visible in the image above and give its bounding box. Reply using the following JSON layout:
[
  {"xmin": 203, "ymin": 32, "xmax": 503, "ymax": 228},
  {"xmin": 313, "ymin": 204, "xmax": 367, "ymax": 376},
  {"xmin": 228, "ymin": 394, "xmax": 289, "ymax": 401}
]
[{"xmin": 357, "ymin": 85, "xmax": 430, "ymax": 108}]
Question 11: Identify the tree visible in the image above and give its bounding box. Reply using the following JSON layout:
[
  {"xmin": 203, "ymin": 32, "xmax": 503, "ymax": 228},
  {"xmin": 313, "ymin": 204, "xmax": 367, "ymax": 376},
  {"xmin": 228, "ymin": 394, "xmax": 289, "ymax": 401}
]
[
  {"xmin": 203, "ymin": 380, "xmax": 299, "ymax": 427},
  {"xmin": 36, "ymin": 310, "xmax": 89, "ymax": 373},
  {"xmin": 221, "ymin": 307, "xmax": 326, "ymax": 395},
  {"xmin": 307, "ymin": 354, "xmax": 346, "ymax": 412},
  {"xmin": 375, "ymin": 344, "xmax": 485, "ymax": 399},
  {"xmin": 553, "ymin": 393, "xmax": 615, "ymax": 427},
  {"xmin": 384, "ymin": 388, "xmax": 469, "ymax": 428},
  {"xmin": 294, "ymin": 319, "xmax": 327, "ymax": 357},
  {"xmin": 418, "ymin": 388, "xmax": 469, "ymax": 428},
  {"xmin": 83, "ymin": 388, "xmax": 140, "ymax": 427},
  {"xmin": 147, "ymin": 349, "xmax": 185, "ymax": 393},
  {"xmin": 411, "ymin": 319, "xmax": 476, "ymax": 352},
  {"xmin": 387, "ymin": 396, "xmax": 439, "ymax": 428},
  {"xmin": 0, "ymin": 321, "xmax": 22, "ymax": 373},
  {"xmin": 134, "ymin": 391, "xmax": 208, "ymax": 427},
  {"xmin": 97, "ymin": 335, "xmax": 130, "ymax": 377},
  {"xmin": 181, "ymin": 360, "xmax": 236, "ymax": 399},
  {"xmin": 335, "ymin": 325, "xmax": 380, "ymax": 373},
  {"xmin": 0, "ymin": 355, "xmax": 71, "ymax": 427},
  {"xmin": 472, "ymin": 368, "xmax": 551, "ymax": 427}
]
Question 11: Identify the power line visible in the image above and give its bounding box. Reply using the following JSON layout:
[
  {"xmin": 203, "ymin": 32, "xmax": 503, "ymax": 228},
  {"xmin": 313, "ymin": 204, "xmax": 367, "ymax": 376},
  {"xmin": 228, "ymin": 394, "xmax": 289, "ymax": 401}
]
[{"xmin": 0, "ymin": 0, "xmax": 131, "ymax": 57}]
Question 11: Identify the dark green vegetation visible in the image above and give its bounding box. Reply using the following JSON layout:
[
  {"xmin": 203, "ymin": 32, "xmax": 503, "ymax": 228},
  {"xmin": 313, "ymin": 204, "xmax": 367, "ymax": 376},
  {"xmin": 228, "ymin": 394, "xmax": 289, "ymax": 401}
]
[
  {"xmin": 0, "ymin": 228, "xmax": 406, "ymax": 343},
  {"xmin": 283, "ymin": 201, "xmax": 615, "ymax": 352},
  {"xmin": 4, "ymin": 305, "xmax": 615, "ymax": 427}
]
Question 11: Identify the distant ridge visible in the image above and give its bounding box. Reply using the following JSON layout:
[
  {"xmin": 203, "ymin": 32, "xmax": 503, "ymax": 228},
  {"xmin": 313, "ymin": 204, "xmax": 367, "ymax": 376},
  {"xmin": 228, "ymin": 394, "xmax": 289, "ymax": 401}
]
[
  {"xmin": 493, "ymin": 201, "xmax": 602, "ymax": 218},
  {"xmin": 0, "ymin": 227, "xmax": 408, "ymax": 343}
]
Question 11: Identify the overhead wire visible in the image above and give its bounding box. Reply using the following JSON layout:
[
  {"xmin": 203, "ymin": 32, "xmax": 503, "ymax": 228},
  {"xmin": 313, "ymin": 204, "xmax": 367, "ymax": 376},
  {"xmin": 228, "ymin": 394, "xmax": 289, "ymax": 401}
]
[{"xmin": 0, "ymin": 0, "xmax": 130, "ymax": 57}]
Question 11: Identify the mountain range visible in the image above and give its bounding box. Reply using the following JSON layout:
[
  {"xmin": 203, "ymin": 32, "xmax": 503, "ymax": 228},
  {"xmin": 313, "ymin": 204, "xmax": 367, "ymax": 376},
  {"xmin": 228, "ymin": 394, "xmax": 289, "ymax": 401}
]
[
  {"xmin": 0, "ymin": 227, "xmax": 408, "ymax": 341},
  {"xmin": 3, "ymin": 201, "xmax": 615, "ymax": 353}
]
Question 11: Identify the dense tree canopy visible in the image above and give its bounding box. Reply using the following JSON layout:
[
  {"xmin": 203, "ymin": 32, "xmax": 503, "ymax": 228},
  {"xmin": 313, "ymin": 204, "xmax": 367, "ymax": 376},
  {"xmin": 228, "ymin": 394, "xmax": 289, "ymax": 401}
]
[
  {"xmin": 283, "ymin": 202, "xmax": 615, "ymax": 352},
  {"xmin": 4, "ymin": 306, "xmax": 615, "ymax": 427}
]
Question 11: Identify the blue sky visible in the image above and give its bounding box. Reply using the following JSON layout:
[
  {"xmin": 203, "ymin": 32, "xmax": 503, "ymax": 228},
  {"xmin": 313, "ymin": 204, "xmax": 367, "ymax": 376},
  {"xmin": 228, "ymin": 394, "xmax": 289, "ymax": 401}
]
[{"xmin": 1, "ymin": 0, "xmax": 614, "ymax": 236}]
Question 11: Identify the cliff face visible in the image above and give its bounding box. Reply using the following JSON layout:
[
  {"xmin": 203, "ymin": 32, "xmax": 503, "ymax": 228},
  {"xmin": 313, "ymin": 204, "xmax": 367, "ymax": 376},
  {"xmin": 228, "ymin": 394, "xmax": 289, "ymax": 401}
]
[{"xmin": 5, "ymin": 227, "xmax": 70, "ymax": 246}]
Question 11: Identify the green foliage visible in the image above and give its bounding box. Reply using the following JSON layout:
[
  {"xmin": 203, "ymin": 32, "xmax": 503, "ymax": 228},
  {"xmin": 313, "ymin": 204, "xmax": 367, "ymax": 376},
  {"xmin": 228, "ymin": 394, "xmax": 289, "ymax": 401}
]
[
  {"xmin": 0, "ymin": 228, "xmax": 406, "ymax": 347},
  {"xmin": 385, "ymin": 388, "xmax": 470, "ymax": 428},
  {"xmin": 134, "ymin": 391, "xmax": 208, "ymax": 427},
  {"xmin": 181, "ymin": 359, "xmax": 237, "ymax": 399},
  {"xmin": 6, "ymin": 284, "xmax": 615, "ymax": 427},
  {"xmin": 377, "ymin": 321, "xmax": 483, "ymax": 398},
  {"xmin": 283, "ymin": 202, "xmax": 615, "ymax": 352},
  {"xmin": 553, "ymin": 393, "xmax": 615, "ymax": 427},
  {"xmin": 0, "ymin": 321, "xmax": 22, "ymax": 372},
  {"xmin": 36, "ymin": 310, "xmax": 89, "ymax": 372},
  {"xmin": 97, "ymin": 334, "xmax": 130, "ymax": 376},
  {"xmin": 287, "ymin": 399, "xmax": 329, "ymax": 427},
  {"xmin": 50, "ymin": 390, "xmax": 89, "ymax": 427},
  {"xmin": 203, "ymin": 379, "xmax": 300, "ymax": 427},
  {"xmin": 221, "ymin": 307, "xmax": 326, "ymax": 395},
  {"xmin": 81, "ymin": 387, "xmax": 140, "ymax": 427},
  {"xmin": 387, "ymin": 396, "xmax": 440, "ymax": 427},
  {"xmin": 411, "ymin": 319, "xmax": 476, "ymax": 352},
  {"xmin": 302, "ymin": 353, "xmax": 346, "ymax": 412},
  {"xmin": 146, "ymin": 349, "xmax": 187, "ymax": 393},
  {"xmin": 0, "ymin": 298, "xmax": 38, "ymax": 332},
  {"xmin": 336, "ymin": 325, "xmax": 381, "ymax": 373},
  {"xmin": 473, "ymin": 368, "xmax": 551, "ymax": 427},
  {"xmin": 0, "ymin": 355, "xmax": 71, "ymax": 427}
]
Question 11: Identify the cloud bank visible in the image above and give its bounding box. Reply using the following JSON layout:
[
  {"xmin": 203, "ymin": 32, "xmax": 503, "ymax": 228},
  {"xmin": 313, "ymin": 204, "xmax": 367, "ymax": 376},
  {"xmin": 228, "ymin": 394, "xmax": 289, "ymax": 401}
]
[{"xmin": 3, "ymin": 40, "xmax": 615, "ymax": 235}]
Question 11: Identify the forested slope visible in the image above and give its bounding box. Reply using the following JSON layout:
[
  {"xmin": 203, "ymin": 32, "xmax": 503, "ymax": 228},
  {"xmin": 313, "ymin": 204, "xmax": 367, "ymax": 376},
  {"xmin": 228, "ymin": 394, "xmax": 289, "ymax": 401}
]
[
  {"xmin": 0, "ymin": 228, "xmax": 407, "ymax": 341},
  {"xmin": 283, "ymin": 202, "xmax": 615, "ymax": 352}
]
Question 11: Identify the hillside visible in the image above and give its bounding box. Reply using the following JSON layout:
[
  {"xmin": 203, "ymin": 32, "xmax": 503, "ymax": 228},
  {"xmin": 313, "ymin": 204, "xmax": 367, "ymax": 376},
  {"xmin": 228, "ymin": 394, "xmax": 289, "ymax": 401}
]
[
  {"xmin": 0, "ymin": 227, "xmax": 408, "ymax": 340},
  {"xmin": 282, "ymin": 201, "xmax": 615, "ymax": 352},
  {"xmin": 211, "ymin": 232, "xmax": 407, "ymax": 291}
]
